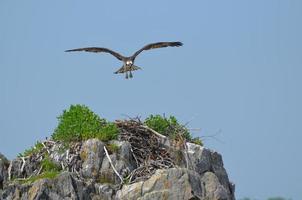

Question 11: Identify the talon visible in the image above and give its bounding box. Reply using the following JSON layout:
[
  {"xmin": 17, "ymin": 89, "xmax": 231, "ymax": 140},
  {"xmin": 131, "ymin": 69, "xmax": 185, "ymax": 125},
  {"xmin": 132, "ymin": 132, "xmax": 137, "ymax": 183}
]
[
  {"xmin": 125, "ymin": 72, "xmax": 128, "ymax": 79},
  {"xmin": 129, "ymin": 71, "xmax": 133, "ymax": 78}
]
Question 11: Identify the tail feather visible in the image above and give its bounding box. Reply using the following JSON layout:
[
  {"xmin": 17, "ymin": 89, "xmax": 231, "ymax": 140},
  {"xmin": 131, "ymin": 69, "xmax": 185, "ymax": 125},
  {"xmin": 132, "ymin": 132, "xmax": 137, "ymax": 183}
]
[
  {"xmin": 114, "ymin": 65, "xmax": 142, "ymax": 74},
  {"xmin": 131, "ymin": 65, "xmax": 142, "ymax": 71},
  {"xmin": 114, "ymin": 66, "xmax": 125, "ymax": 74}
]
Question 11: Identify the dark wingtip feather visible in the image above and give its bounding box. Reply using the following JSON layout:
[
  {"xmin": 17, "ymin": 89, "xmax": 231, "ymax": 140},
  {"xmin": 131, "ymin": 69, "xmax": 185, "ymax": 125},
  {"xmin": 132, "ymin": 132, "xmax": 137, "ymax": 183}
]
[
  {"xmin": 65, "ymin": 49, "xmax": 75, "ymax": 52},
  {"xmin": 176, "ymin": 41, "xmax": 183, "ymax": 46},
  {"xmin": 171, "ymin": 41, "xmax": 183, "ymax": 47}
]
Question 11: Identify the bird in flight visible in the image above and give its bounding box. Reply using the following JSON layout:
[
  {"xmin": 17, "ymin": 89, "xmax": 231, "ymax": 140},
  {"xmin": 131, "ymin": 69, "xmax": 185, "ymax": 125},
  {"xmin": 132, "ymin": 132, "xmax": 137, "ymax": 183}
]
[{"xmin": 65, "ymin": 41, "xmax": 183, "ymax": 79}]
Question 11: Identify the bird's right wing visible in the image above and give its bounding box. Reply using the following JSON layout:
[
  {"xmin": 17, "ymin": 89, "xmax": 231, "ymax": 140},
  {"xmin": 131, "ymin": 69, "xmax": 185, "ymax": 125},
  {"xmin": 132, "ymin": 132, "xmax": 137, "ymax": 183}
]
[
  {"xmin": 65, "ymin": 47, "xmax": 124, "ymax": 61},
  {"xmin": 131, "ymin": 42, "xmax": 183, "ymax": 59}
]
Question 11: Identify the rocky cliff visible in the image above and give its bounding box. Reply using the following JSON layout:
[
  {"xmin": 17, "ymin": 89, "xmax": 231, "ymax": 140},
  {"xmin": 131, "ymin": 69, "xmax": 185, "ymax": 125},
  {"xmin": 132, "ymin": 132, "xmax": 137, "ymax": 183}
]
[{"xmin": 0, "ymin": 120, "xmax": 235, "ymax": 200}]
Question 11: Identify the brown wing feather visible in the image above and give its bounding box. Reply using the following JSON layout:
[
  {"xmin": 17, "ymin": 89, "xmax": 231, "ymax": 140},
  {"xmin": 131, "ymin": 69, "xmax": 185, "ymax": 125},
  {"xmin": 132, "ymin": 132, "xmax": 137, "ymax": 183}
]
[
  {"xmin": 132, "ymin": 42, "xmax": 183, "ymax": 58},
  {"xmin": 65, "ymin": 47, "xmax": 124, "ymax": 61}
]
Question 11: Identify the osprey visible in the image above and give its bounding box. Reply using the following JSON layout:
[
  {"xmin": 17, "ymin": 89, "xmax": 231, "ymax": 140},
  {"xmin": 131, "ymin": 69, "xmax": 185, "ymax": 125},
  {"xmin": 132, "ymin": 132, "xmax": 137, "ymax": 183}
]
[{"xmin": 65, "ymin": 41, "xmax": 183, "ymax": 79}]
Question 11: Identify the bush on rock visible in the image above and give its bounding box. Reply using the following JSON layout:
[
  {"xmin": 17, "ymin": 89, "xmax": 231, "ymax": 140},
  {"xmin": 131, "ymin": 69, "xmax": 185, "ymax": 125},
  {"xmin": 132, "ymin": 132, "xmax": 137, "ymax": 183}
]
[{"xmin": 52, "ymin": 104, "xmax": 118, "ymax": 142}]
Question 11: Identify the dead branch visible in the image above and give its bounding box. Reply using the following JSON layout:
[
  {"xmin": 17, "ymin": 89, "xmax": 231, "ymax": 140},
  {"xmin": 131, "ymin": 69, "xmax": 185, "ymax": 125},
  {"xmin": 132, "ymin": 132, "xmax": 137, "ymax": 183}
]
[
  {"xmin": 36, "ymin": 165, "xmax": 43, "ymax": 175},
  {"xmin": 141, "ymin": 125, "xmax": 167, "ymax": 139},
  {"xmin": 20, "ymin": 156, "xmax": 26, "ymax": 173},
  {"xmin": 8, "ymin": 161, "xmax": 12, "ymax": 181},
  {"xmin": 41, "ymin": 141, "xmax": 50, "ymax": 154},
  {"xmin": 103, "ymin": 146, "xmax": 123, "ymax": 184}
]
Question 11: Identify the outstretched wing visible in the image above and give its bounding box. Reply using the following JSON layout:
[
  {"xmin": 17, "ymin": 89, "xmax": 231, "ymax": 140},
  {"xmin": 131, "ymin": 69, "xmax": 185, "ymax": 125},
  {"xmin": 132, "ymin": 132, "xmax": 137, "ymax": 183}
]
[
  {"xmin": 65, "ymin": 47, "xmax": 124, "ymax": 61},
  {"xmin": 132, "ymin": 42, "xmax": 183, "ymax": 59}
]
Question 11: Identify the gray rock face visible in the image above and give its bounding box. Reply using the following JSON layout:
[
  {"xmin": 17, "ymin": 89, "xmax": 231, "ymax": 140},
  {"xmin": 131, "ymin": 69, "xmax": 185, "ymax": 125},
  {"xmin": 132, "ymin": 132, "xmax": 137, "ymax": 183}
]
[
  {"xmin": 94, "ymin": 183, "xmax": 114, "ymax": 200},
  {"xmin": 186, "ymin": 142, "xmax": 235, "ymax": 198},
  {"xmin": 116, "ymin": 168, "xmax": 203, "ymax": 200},
  {"xmin": 99, "ymin": 141, "xmax": 136, "ymax": 184},
  {"xmin": 0, "ymin": 153, "xmax": 9, "ymax": 189},
  {"xmin": 1, "ymin": 172, "xmax": 96, "ymax": 200},
  {"xmin": 0, "ymin": 139, "xmax": 235, "ymax": 200},
  {"xmin": 80, "ymin": 139, "xmax": 105, "ymax": 179},
  {"xmin": 116, "ymin": 168, "xmax": 233, "ymax": 200},
  {"xmin": 202, "ymin": 171, "xmax": 230, "ymax": 200}
]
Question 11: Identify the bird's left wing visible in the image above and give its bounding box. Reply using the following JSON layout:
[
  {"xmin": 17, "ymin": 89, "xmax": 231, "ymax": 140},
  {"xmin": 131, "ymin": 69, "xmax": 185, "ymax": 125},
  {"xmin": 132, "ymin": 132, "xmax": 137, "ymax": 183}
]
[
  {"xmin": 131, "ymin": 42, "xmax": 183, "ymax": 59},
  {"xmin": 65, "ymin": 47, "xmax": 124, "ymax": 61}
]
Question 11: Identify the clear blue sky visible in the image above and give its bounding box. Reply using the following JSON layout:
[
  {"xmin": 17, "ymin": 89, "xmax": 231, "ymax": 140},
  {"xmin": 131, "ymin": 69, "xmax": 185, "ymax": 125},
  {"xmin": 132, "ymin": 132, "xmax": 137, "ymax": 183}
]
[{"xmin": 1, "ymin": 0, "xmax": 301, "ymax": 199}]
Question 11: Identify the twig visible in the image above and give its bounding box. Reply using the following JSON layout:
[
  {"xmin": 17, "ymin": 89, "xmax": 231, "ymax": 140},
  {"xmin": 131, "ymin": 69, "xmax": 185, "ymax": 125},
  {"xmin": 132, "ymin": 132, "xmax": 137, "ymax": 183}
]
[
  {"xmin": 61, "ymin": 162, "xmax": 65, "ymax": 170},
  {"xmin": 130, "ymin": 146, "xmax": 139, "ymax": 167},
  {"xmin": 43, "ymin": 140, "xmax": 56, "ymax": 144},
  {"xmin": 74, "ymin": 168, "xmax": 80, "ymax": 177},
  {"xmin": 183, "ymin": 142, "xmax": 190, "ymax": 169},
  {"xmin": 14, "ymin": 178, "xmax": 27, "ymax": 181},
  {"xmin": 120, "ymin": 114, "xmax": 141, "ymax": 122},
  {"xmin": 41, "ymin": 142, "xmax": 50, "ymax": 154},
  {"xmin": 66, "ymin": 149, "xmax": 70, "ymax": 161},
  {"xmin": 37, "ymin": 165, "xmax": 43, "ymax": 175},
  {"xmin": 27, "ymin": 174, "xmax": 34, "ymax": 179},
  {"xmin": 188, "ymin": 128, "xmax": 201, "ymax": 131},
  {"xmin": 20, "ymin": 157, "xmax": 26, "ymax": 173},
  {"xmin": 200, "ymin": 129, "xmax": 224, "ymax": 144},
  {"xmin": 127, "ymin": 165, "xmax": 145, "ymax": 183},
  {"xmin": 8, "ymin": 161, "xmax": 12, "ymax": 181},
  {"xmin": 141, "ymin": 125, "xmax": 167, "ymax": 139},
  {"xmin": 103, "ymin": 146, "xmax": 123, "ymax": 184}
]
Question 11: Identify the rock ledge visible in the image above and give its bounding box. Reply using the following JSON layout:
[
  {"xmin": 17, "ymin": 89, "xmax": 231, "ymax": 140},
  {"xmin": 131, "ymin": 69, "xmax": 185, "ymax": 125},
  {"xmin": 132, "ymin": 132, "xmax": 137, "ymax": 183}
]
[{"xmin": 0, "ymin": 122, "xmax": 235, "ymax": 200}]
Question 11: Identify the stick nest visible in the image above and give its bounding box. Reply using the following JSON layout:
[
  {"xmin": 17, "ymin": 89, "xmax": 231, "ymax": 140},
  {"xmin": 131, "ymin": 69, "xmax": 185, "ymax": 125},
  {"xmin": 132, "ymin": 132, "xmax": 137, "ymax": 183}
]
[{"xmin": 115, "ymin": 119, "xmax": 175, "ymax": 183}]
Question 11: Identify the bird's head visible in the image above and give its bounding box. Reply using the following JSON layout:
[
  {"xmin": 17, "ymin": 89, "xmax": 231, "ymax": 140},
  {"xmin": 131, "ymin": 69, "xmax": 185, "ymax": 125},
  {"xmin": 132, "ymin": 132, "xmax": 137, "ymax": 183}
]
[{"xmin": 126, "ymin": 60, "xmax": 133, "ymax": 66}]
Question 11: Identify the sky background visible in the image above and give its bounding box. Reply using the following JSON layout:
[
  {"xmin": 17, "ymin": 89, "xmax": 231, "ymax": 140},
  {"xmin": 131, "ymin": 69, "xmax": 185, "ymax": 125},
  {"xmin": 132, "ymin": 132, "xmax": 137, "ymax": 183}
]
[{"xmin": 0, "ymin": 0, "xmax": 301, "ymax": 199}]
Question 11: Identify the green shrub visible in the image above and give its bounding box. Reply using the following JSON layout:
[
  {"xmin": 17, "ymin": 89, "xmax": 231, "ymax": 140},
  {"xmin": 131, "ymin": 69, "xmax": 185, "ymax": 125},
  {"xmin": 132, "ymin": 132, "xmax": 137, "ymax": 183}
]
[
  {"xmin": 106, "ymin": 143, "xmax": 120, "ymax": 154},
  {"xmin": 97, "ymin": 122, "xmax": 119, "ymax": 142},
  {"xmin": 144, "ymin": 114, "xmax": 189, "ymax": 139},
  {"xmin": 191, "ymin": 137, "xmax": 203, "ymax": 146},
  {"xmin": 144, "ymin": 114, "xmax": 202, "ymax": 145},
  {"xmin": 21, "ymin": 171, "xmax": 60, "ymax": 184},
  {"xmin": 52, "ymin": 104, "xmax": 119, "ymax": 142},
  {"xmin": 144, "ymin": 114, "xmax": 171, "ymax": 136},
  {"xmin": 18, "ymin": 141, "xmax": 44, "ymax": 157},
  {"xmin": 17, "ymin": 156, "xmax": 61, "ymax": 184},
  {"xmin": 41, "ymin": 156, "xmax": 61, "ymax": 172}
]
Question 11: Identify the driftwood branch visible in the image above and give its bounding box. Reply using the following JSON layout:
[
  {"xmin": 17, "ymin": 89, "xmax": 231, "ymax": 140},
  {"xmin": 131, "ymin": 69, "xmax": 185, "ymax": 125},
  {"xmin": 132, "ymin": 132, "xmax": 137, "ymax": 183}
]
[
  {"xmin": 37, "ymin": 165, "xmax": 43, "ymax": 175},
  {"xmin": 130, "ymin": 146, "xmax": 139, "ymax": 168},
  {"xmin": 66, "ymin": 149, "xmax": 70, "ymax": 160},
  {"xmin": 20, "ymin": 156, "xmax": 26, "ymax": 173},
  {"xmin": 141, "ymin": 125, "xmax": 167, "ymax": 139},
  {"xmin": 103, "ymin": 146, "xmax": 123, "ymax": 184},
  {"xmin": 184, "ymin": 143, "xmax": 190, "ymax": 169},
  {"xmin": 41, "ymin": 142, "xmax": 50, "ymax": 154},
  {"xmin": 61, "ymin": 162, "xmax": 65, "ymax": 170},
  {"xmin": 8, "ymin": 161, "xmax": 12, "ymax": 181},
  {"xmin": 5, "ymin": 139, "xmax": 85, "ymax": 182}
]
